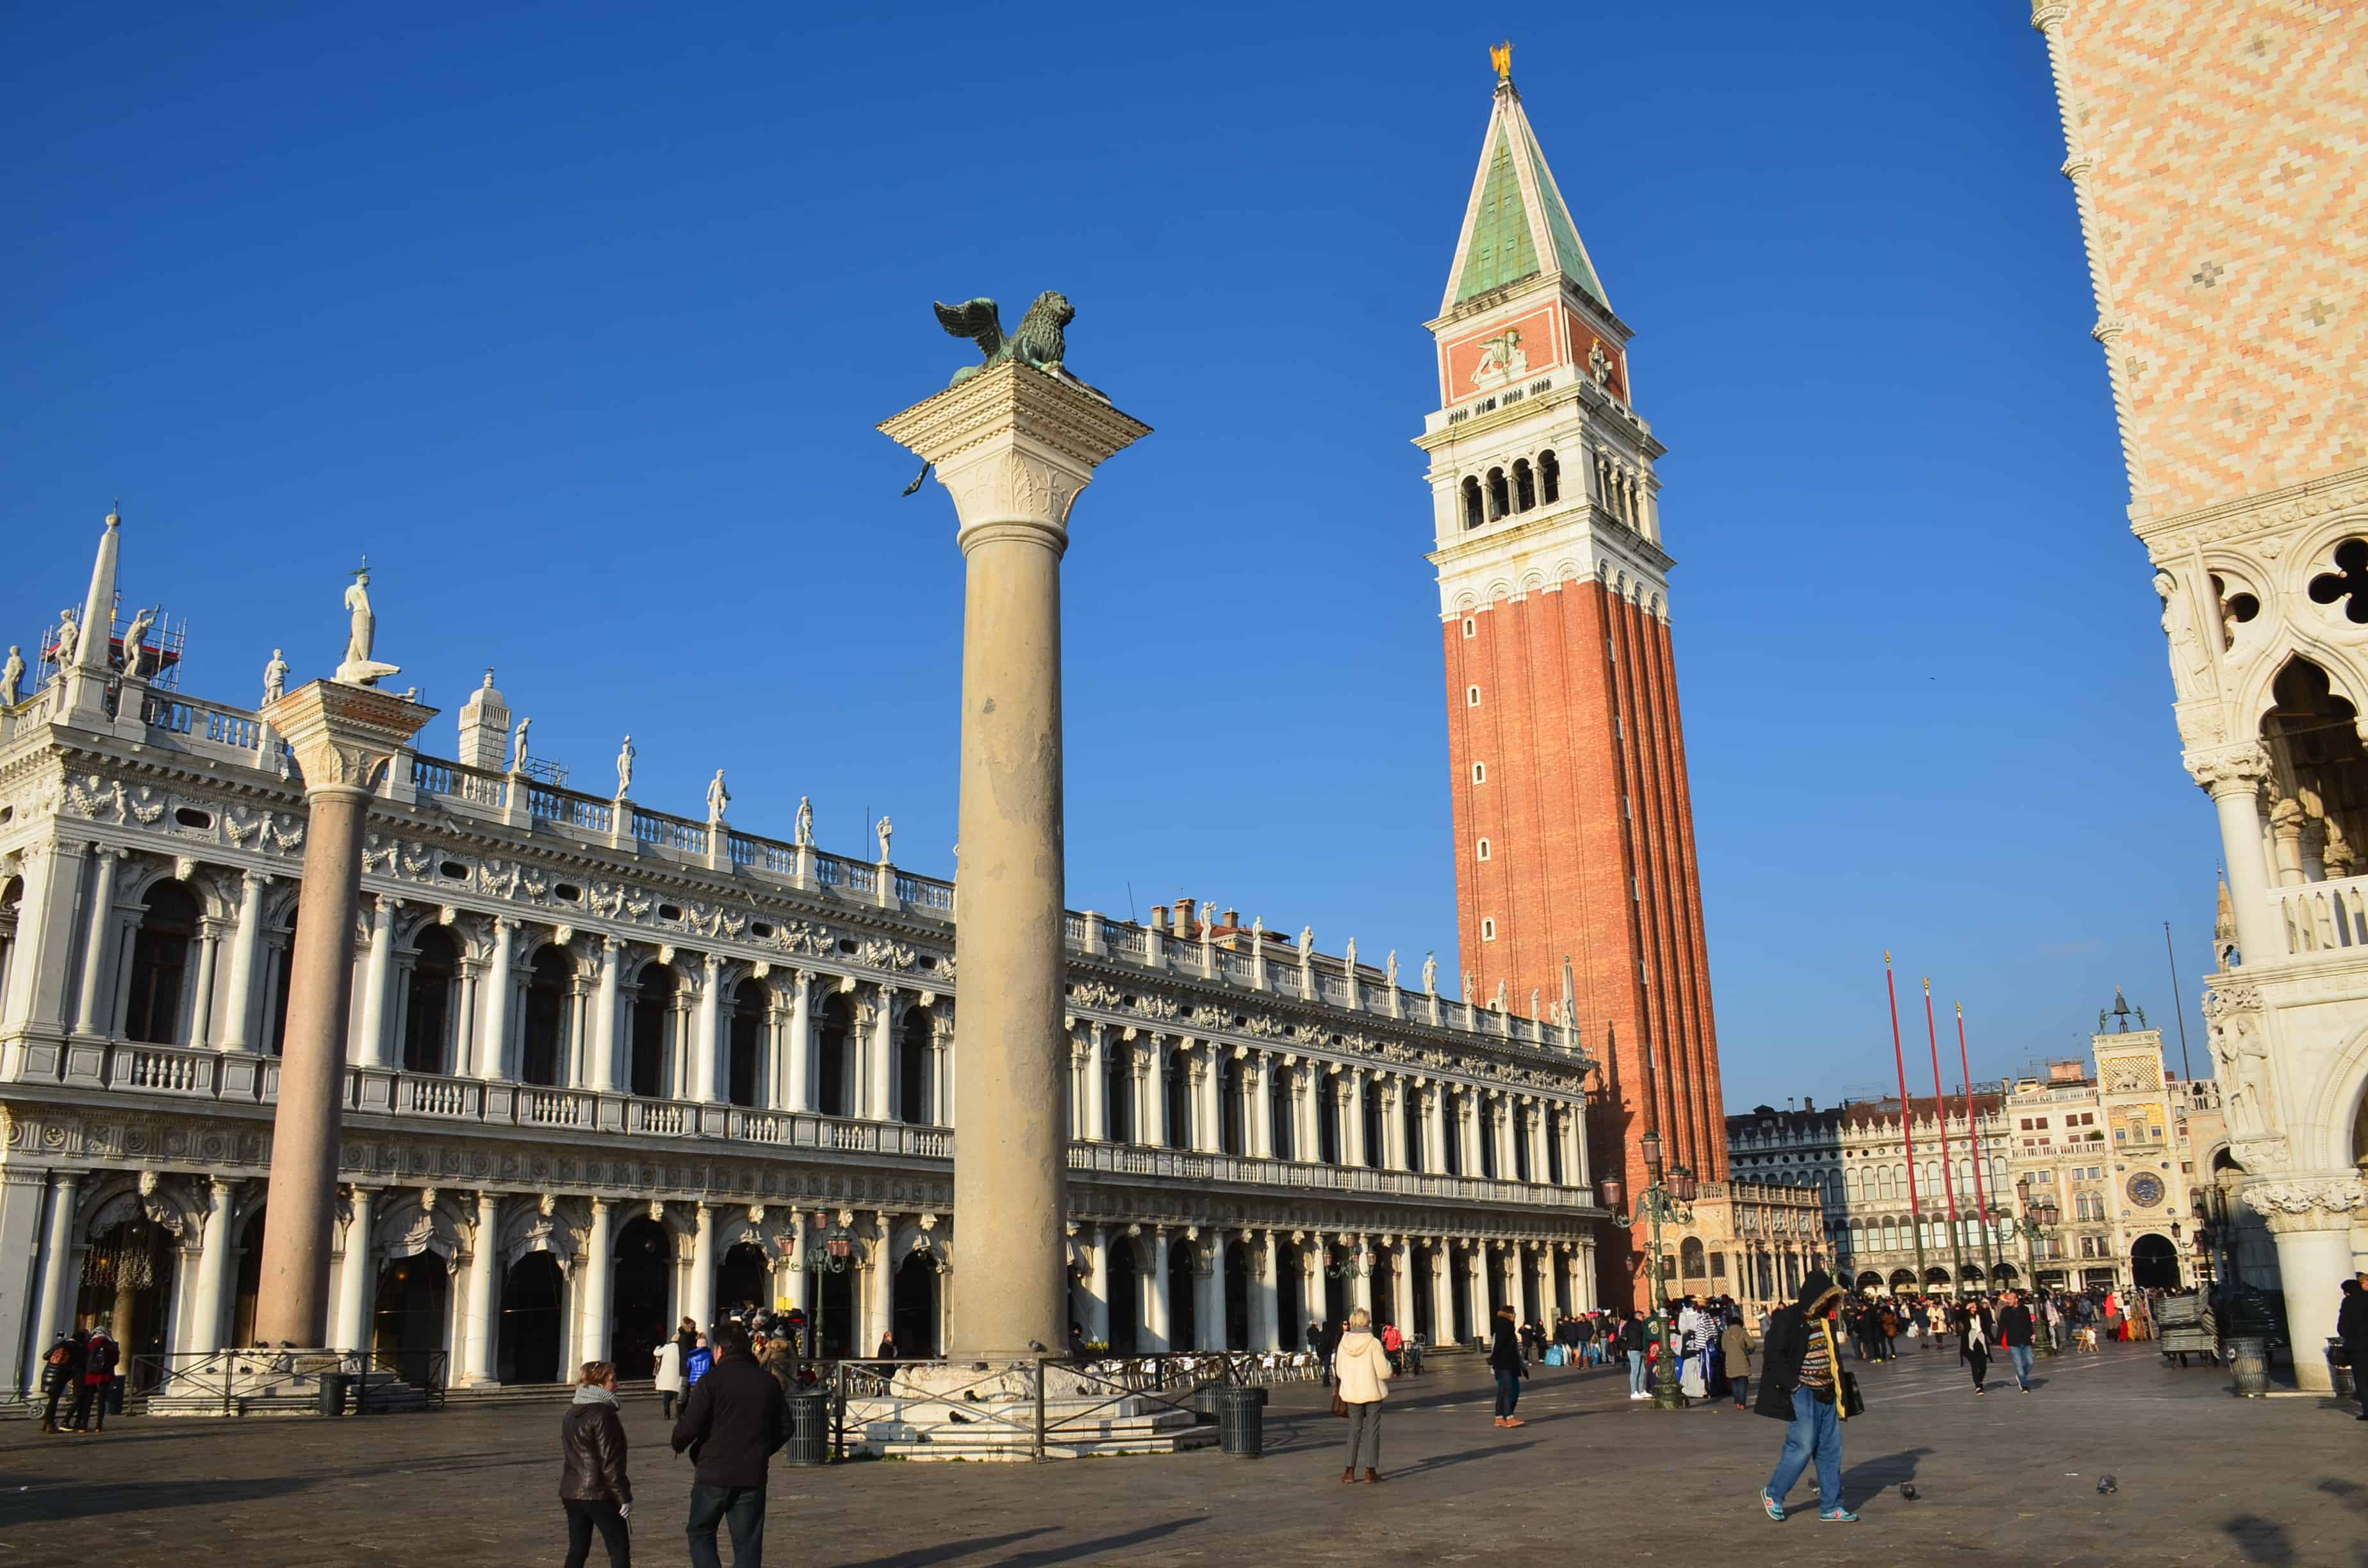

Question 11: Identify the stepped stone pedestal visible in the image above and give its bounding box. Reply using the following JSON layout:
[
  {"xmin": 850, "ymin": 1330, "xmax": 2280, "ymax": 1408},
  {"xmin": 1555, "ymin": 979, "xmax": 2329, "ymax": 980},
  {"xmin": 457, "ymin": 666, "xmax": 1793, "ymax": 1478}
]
[{"xmin": 839, "ymin": 1360, "xmax": 1214, "ymax": 1461}]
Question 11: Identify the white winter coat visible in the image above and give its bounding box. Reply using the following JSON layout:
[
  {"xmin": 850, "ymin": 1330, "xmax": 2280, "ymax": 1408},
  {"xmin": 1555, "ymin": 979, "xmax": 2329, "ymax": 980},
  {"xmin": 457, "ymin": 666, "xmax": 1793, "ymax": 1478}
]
[{"xmin": 653, "ymin": 1341, "xmax": 684, "ymax": 1392}]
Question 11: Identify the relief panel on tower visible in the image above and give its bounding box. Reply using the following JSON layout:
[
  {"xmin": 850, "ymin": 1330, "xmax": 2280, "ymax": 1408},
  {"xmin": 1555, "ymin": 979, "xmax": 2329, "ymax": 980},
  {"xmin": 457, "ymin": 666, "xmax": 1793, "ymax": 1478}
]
[{"xmin": 1442, "ymin": 308, "xmax": 1562, "ymax": 402}]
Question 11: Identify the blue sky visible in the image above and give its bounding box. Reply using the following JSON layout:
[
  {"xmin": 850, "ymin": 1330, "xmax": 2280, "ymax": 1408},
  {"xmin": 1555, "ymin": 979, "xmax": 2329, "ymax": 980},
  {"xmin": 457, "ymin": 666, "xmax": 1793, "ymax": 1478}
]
[{"xmin": 3, "ymin": 4, "xmax": 2214, "ymax": 1111}]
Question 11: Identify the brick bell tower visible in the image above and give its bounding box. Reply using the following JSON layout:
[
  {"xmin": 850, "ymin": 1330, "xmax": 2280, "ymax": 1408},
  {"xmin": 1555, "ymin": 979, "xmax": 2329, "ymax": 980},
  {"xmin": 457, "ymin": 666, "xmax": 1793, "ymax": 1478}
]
[{"xmin": 1418, "ymin": 47, "xmax": 1729, "ymax": 1307}]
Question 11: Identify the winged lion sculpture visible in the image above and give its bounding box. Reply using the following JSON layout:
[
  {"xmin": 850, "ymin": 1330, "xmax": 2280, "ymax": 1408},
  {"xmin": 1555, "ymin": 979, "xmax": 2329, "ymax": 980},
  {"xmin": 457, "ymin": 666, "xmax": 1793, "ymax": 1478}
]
[{"xmin": 900, "ymin": 291, "xmax": 1076, "ymax": 496}]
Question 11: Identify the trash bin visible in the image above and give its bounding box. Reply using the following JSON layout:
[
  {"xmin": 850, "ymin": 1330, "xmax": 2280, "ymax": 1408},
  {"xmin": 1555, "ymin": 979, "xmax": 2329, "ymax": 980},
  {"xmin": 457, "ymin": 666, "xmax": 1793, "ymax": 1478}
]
[
  {"xmin": 318, "ymin": 1373, "xmax": 350, "ymax": 1417},
  {"xmin": 784, "ymin": 1391, "xmax": 832, "ymax": 1467},
  {"xmin": 1219, "ymin": 1385, "xmax": 1265, "ymax": 1458},
  {"xmin": 2228, "ymin": 1335, "xmax": 2269, "ymax": 1398},
  {"xmin": 2328, "ymin": 1338, "xmax": 2356, "ymax": 1403},
  {"xmin": 1192, "ymin": 1384, "xmax": 1224, "ymax": 1424}
]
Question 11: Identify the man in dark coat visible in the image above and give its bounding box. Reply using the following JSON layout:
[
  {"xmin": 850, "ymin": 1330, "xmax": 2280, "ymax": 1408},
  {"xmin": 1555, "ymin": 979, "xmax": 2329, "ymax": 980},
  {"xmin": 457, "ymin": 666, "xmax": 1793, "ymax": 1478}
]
[
  {"xmin": 2339, "ymin": 1275, "xmax": 2368, "ymax": 1421},
  {"xmin": 1754, "ymin": 1268, "xmax": 1855, "ymax": 1524},
  {"xmin": 671, "ymin": 1321, "xmax": 789, "ymax": 1568},
  {"xmin": 1995, "ymin": 1289, "xmax": 2039, "ymax": 1392}
]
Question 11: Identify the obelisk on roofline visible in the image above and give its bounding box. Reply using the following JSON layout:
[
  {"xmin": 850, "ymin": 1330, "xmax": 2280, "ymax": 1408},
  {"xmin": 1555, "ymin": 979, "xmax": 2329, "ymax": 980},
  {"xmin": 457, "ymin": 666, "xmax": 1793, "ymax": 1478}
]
[{"xmin": 880, "ymin": 293, "xmax": 1147, "ymax": 1360}]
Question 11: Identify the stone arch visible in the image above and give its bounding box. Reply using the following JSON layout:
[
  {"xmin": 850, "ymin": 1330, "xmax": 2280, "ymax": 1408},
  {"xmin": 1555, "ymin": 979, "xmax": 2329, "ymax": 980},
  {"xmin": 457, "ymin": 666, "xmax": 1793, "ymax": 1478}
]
[
  {"xmin": 1451, "ymin": 589, "xmax": 1479, "ymax": 613},
  {"xmin": 520, "ymin": 943, "xmax": 575, "ymax": 1087},
  {"xmin": 78, "ymin": 1173, "xmax": 200, "ymax": 1245},
  {"xmin": 497, "ymin": 1196, "xmax": 584, "ymax": 1276},
  {"xmin": 1460, "ymin": 475, "xmax": 1484, "ymax": 530},
  {"xmin": 887, "ymin": 1215, "xmax": 951, "ymax": 1275},
  {"xmin": 1484, "ymin": 578, "xmax": 1514, "ymax": 605},
  {"xmin": 375, "ymin": 1192, "xmax": 465, "ymax": 1270},
  {"xmin": 1550, "ymin": 558, "xmax": 1581, "ymax": 585}
]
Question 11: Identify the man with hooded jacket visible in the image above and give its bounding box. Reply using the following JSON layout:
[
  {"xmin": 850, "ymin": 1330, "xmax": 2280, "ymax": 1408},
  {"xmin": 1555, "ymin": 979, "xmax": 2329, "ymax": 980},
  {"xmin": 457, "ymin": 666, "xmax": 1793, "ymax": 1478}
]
[{"xmin": 1754, "ymin": 1269, "xmax": 1856, "ymax": 1524}]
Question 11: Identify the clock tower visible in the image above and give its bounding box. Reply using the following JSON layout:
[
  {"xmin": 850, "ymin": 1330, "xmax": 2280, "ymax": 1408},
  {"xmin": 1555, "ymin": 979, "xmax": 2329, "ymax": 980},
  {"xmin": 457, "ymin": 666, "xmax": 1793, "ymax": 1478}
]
[{"xmin": 1417, "ymin": 51, "xmax": 1731, "ymax": 1306}]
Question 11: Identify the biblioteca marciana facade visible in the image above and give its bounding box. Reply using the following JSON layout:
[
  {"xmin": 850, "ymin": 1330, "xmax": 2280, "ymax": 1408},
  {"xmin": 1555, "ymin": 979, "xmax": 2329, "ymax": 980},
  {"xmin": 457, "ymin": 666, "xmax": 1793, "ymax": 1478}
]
[{"xmin": 0, "ymin": 516, "xmax": 1606, "ymax": 1397}]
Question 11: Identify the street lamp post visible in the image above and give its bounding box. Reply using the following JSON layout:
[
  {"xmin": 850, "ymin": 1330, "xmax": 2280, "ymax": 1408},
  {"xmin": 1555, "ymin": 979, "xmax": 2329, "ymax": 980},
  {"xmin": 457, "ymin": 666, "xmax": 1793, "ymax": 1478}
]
[
  {"xmin": 1603, "ymin": 1129, "xmax": 1696, "ymax": 1411},
  {"xmin": 2010, "ymin": 1179, "xmax": 2061, "ymax": 1357}
]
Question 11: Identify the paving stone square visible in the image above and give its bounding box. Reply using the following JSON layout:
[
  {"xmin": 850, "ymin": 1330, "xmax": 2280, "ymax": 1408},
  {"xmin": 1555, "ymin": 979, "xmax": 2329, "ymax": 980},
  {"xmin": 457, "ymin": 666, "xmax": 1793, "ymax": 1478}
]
[{"xmin": 1, "ymin": 1344, "xmax": 2359, "ymax": 1567}]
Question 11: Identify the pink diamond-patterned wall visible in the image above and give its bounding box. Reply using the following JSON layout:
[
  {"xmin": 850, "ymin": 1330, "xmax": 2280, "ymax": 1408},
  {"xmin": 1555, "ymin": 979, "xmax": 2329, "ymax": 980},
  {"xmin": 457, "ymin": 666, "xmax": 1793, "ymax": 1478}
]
[{"xmin": 2037, "ymin": 2, "xmax": 2366, "ymax": 522}]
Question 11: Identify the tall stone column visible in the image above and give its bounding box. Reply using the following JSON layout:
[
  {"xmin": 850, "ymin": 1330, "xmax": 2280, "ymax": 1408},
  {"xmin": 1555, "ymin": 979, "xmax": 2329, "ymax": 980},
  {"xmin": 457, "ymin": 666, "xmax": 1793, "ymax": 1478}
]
[
  {"xmin": 333, "ymin": 1185, "xmax": 377, "ymax": 1352},
  {"xmin": 1082, "ymin": 1024, "xmax": 1106, "ymax": 1141},
  {"xmin": 23, "ymin": 1172, "xmax": 81, "ymax": 1394},
  {"xmin": 589, "ymin": 940, "xmax": 622, "ymax": 1093},
  {"xmin": 687, "ymin": 1203, "xmax": 716, "ymax": 1332},
  {"xmin": 579, "ymin": 1196, "xmax": 613, "ymax": 1369},
  {"xmin": 355, "ymin": 895, "xmax": 397, "ymax": 1068},
  {"xmin": 1140, "ymin": 1040, "xmax": 1166, "ymax": 1148},
  {"xmin": 70, "ymin": 846, "xmax": 125, "ymax": 1037},
  {"xmin": 2189, "ymin": 747, "xmax": 2278, "ymax": 960},
  {"xmin": 1078, "ymin": 1223, "xmax": 1109, "ymax": 1348},
  {"xmin": 1250, "ymin": 1230, "xmax": 1278, "ymax": 1350},
  {"xmin": 882, "ymin": 361, "xmax": 1146, "ymax": 1360},
  {"xmin": 182, "ymin": 1177, "xmax": 238, "ymax": 1355},
  {"xmin": 461, "ymin": 1191, "xmax": 502, "ymax": 1385},
  {"xmin": 2249, "ymin": 1178, "xmax": 2365, "ymax": 1391},
  {"xmin": 252, "ymin": 682, "xmax": 432, "ymax": 1349},
  {"xmin": 693, "ymin": 956, "xmax": 723, "ymax": 1104},
  {"xmin": 784, "ymin": 971, "xmax": 812, "ymax": 1112},
  {"xmin": 1198, "ymin": 1232, "xmax": 1228, "ymax": 1350},
  {"xmin": 477, "ymin": 919, "xmax": 516, "ymax": 1081},
  {"xmin": 1429, "ymin": 1242, "xmax": 1455, "ymax": 1346},
  {"xmin": 187, "ymin": 917, "xmax": 224, "ymax": 1049},
  {"xmin": 1145, "ymin": 1228, "xmax": 1171, "ymax": 1351},
  {"xmin": 1249, "ymin": 1055, "xmax": 1274, "ymax": 1159}
]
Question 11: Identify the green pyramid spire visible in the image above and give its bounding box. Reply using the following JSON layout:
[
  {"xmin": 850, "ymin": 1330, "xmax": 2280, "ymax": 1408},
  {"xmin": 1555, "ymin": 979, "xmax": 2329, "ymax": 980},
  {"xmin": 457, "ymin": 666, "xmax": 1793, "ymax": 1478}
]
[{"xmin": 1444, "ymin": 73, "xmax": 1609, "ymax": 313}]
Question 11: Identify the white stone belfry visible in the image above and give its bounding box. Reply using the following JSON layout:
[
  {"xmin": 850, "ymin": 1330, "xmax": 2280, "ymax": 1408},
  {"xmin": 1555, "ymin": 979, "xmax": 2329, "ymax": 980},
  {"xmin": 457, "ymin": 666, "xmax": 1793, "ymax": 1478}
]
[{"xmin": 880, "ymin": 359, "xmax": 1147, "ymax": 1360}]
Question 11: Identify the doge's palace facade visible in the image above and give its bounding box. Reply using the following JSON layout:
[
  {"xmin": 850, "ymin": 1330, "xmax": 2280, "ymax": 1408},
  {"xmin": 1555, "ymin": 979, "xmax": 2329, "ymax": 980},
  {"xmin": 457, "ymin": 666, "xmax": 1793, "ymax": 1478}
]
[
  {"xmin": 0, "ymin": 518, "xmax": 1604, "ymax": 1398},
  {"xmin": 2032, "ymin": 1, "xmax": 2368, "ymax": 1385}
]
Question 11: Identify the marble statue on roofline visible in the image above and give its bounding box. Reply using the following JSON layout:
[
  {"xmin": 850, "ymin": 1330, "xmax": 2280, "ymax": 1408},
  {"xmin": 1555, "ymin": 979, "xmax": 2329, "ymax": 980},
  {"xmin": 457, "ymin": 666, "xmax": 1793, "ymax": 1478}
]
[
  {"xmin": 119, "ymin": 605, "xmax": 161, "ymax": 682},
  {"xmin": 49, "ymin": 608, "xmax": 79, "ymax": 671},
  {"xmin": 512, "ymin": 717, "xmax": 530, "ymax": 771},
  {"xmin": 1297, "ymin": 926, "xmax": 1313, "ymax": 965},
  {"xmin": 263, "ymin": 649, "xmax": 288, "ymax": 705},
  {"xmin": 615, "ymin": 736, "xmax": 636, "ymax": 797},
  {"xmin": 1, "ymin": 646, "xmax": 22, "ymax": 707},
  {"xmin": 1422, "ymin": 952, "xmax": 1437, "ymax": 995},
  {"xmin": 707, "ymin": 769, "xmax": 731, "ymax": 824},
  {"xmin": 795, "ymin": 796, "xmax": 814, "ymax": 847},
  {"xmin": 876, "ymin": 814, "xmax": 894, "ymax": 863},
  {"xmin": 336, "ymin": 560, "xmax": 402, "ymax": 686}
]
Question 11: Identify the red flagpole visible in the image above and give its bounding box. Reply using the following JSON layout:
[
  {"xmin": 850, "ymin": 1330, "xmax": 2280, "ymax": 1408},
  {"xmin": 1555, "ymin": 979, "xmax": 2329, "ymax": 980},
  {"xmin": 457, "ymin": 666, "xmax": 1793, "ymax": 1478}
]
[
  {"xmin": 1924, "ymin": 978, "xmax": 1966, "ymax": 1281},
  {"xmin": 1885, "ymin": 953, "xmax": 1925, "ymax": 1282},
  {"xmin": 1956, "ymin": 1000, "xmax": 1995, "ymax": 1265}
]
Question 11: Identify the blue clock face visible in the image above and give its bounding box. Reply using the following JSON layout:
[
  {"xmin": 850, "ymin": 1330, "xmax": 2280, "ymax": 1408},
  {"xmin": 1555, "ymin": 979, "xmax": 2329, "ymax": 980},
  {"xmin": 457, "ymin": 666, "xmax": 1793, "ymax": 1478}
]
[{"xmin": 2126, "ymin": 1173, "xmax": 2164, "ymax": 1209}]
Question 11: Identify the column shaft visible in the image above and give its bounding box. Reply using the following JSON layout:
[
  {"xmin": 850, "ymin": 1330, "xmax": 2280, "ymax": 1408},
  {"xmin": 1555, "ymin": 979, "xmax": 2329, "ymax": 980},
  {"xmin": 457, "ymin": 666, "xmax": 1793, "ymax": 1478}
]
[
  {"xmin": 71, "ymin": 849, "xmax": 122, "ymax": 1035},
  {"xmin": 183, "ymin": 1180, "xmax": 236, "ymax": 1353},
  {"xmin": 687, "ymin": 1205, "xmax": 716, "ymax": 1332},
  {"xmin": 254, "ymin": 787, "xmax": 371, "ymax": 1348},
  {"xmin": 356, "ymin": 897, "xmax": 396, "ymax": 1068},
  {"xmin": 23, "ymin": 1173, "xmax": 81, "ymax": 1394},
  {"xmin": 463, "ymin": 1193, "xmax": 501, "ymax": 1384},
  {"xmin": 332, "ymin": 1188, "xmax": 375, "ymax": 1352},
  {"xmin": 579, "ymin": 1198, "xmax": 613, "ymax": 1368},
  {"xmin": 478, "ymin": 920, "xmax": 516, "ymax": 1081}
]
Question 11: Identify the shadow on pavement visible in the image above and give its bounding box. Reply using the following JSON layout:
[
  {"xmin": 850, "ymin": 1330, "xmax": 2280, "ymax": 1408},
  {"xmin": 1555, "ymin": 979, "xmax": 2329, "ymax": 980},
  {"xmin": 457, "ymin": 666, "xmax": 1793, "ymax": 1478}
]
[
  {"xmin": 992, "ymin": 1517, "xmax": 1205, "ymax": 1566},
  {"xmin": 834, "ymin": 1526, "xmax": 1060, "ymax": 1567},
  {"xmin": 1839, "ymin": 1446, "xmax": 1933, "ymax": 1508},
  {"xmin": 2220, "ymin": 1512, "xmax": 2296, "ymax": 1565},
  {"xmin": 0, "ymin": 1473, "xmax": 321, "ymax": 1521},
  {"xmin": 1384, "ymin": 1439, "xmax": 1536, "ymax": 1478}
]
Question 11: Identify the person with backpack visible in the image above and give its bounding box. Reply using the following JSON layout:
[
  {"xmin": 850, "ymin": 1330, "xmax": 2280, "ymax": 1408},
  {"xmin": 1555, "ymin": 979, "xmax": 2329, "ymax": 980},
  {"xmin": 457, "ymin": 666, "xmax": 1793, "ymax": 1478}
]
[
  {"xmin": 670, "ymin": 1321, "xmax": 788, "ymax": 1568},
  {"xmin": 39, "ymin": 1332, "xmax": 83, "ymax": 1434},
  {"xmin": 69, "ymin": 1328, "xmax": 118, "ymax": 1433}
]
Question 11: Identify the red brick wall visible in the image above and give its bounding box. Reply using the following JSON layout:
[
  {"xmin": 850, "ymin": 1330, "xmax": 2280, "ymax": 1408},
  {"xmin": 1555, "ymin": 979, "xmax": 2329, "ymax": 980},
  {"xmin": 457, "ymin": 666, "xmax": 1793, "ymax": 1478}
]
[{"xmin": 1442, "ymin": 576, "xmax": 1725, "ymax": 1306}]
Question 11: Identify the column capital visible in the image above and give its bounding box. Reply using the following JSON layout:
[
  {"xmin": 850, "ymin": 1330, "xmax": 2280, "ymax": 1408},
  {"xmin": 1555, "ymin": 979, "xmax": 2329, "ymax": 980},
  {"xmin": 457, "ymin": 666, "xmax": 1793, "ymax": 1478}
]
[
  {"xmin": 878, "ymin": 361, "xmax": 1151, "ymax": 553},
  {"xmin": 2244, "ymin": 1175, "xmax": 2367, "ymax": 1233},
  {"xmin": 2185, "ymin": 742, "xmax": 2270, "ymax": 797},
  {"xmin": 240, "ymin": 869, "xmax": 275, "ymax": 892},
  {"xmin": 259, "ymin": 680, "xmax": 436, "ymax": 799}
]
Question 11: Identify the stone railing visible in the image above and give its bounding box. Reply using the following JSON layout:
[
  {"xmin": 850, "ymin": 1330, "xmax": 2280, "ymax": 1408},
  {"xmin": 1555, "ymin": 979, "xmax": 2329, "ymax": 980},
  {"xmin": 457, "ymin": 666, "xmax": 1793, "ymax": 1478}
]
[
  {"xmin": 2270, "ymin": 872, "xmax": 2368, "ymax": 956},
  {"xmin": 69, "ymin": 1041, "xmax": 1593, "ymax": 1205},
  {"xmin": 1065, "ymin": 1141, "xmax": 1595, "ymax": 1210}
]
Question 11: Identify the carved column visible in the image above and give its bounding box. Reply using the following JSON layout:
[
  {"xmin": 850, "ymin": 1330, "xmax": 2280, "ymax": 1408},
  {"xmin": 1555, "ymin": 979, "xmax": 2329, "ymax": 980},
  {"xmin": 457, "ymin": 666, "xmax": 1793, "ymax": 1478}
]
[
  {"xmin": 1144, "ymin": 1227, "xmax": 1171, "ymax": 1352},
  {"xmin": 1248, "ymin": 1052, "xmax": 1274, "ymax": 1159},
  {"xmin": 784, "ymin": 970, "xmax": 813, "ymax": 1113},
  {"xmin": 70, "ymin": 845, "xmax": 125, "ymax": 1037},
  {"xmin": 182, "ymin": 1177, "xmax": 239, "ymax": 1355},
  {"xmin": 687, "ymin": 1202, "xmax": 716, "ymax": 1333},
  {"xmin": 1077, "ymin": 1223, "xmax": 1109, "ymax": 1348},
  {"xmin": 578, "ymin": 1196, "xmax": 613, "ymax": 1368},
  {"xmin": 1140, "ymin": 1037, "xmax": 1167, "ymax": 1150},
  {"xmin": 1250, "ymin": 1230, "xmax": 1278, "ymax": 1350},
  {"xmin": 21, "ymin": 1173, "xmax": 79, "ymax": 1394},
  {"xmin": 693, "ymin": 956, "xmax": 723, "ymax": 1104},
  {"xmin": 881, "ymin": 362, "xmax": 1147, "ymax": 1360},
  {"xmin": 588, "ymin": 938, "xmax": 622, "ymax": 1093},
  {"xmin": 2248, "ymin": 1177, "xmax": 2366, "ymax": 1392},
  {"xmin": 352, "ymin": 895, "xmax": 397, "ymax": 1068},
  {"xmin": 477, "ymin": 918, "xmax": 517, "ymax": 1082},
  {"xmin": 869, "ymin": 983, "xmax": 898, "ymax": 1122},
  {"xmin": 252, "ymin": 681, "xmax": 433, "ymax": 1348},
  {"xmin": 2189, "ymin": 746, "xmax": 2278, "ymax": 960},
  {"xmin": 332, "ymin": 1184, "xmax": 379, "ymax": 1352},
  {"xmin": 461, "ymin": 1192, "xmax": 502, "ymax": 1385},
  {"xmin": 1082, "ymin": 1023, "xmax": 1107, "ymax": 1141},
  {"xmin": 187, "ymin": 915, "xmax": 225, "ymax": 1050}
]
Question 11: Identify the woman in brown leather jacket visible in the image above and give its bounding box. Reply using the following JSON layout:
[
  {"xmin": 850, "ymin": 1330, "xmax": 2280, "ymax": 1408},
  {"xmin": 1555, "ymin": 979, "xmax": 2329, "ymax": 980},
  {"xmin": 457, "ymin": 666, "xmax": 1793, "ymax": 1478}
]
[{"xmin": 561, "ymin": 1360, "xmax": 633, "ymax": 1567}]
